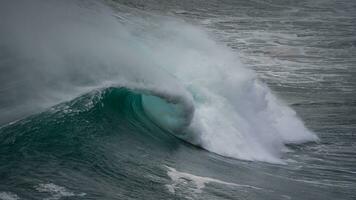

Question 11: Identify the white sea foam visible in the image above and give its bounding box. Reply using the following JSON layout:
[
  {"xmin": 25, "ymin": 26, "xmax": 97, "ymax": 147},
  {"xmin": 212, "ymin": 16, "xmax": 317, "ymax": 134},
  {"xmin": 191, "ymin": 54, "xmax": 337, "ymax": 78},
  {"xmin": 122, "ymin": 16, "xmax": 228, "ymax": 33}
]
[
  {"xmin": 142, "ymin": 20, "xmax": 318, "ymax": 163},
  {"xmin": 0, "ymin": 192, "xmax": 20, "ymax": 200},
  {"xmin": 35, "ymin": 183, "xmax": 86, "ymax": 200},
  {"xmin": 165, "ymin": 166, "xmax": 260, "ymax": 195}
]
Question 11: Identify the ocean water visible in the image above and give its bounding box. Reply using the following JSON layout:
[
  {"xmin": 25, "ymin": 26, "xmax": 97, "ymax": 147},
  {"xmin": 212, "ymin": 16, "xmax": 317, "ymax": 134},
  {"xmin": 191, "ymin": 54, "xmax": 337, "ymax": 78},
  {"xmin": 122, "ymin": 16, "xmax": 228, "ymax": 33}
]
[{"xmin": 0, "ymin": 0, "xmax": 355, "ymax": 199}]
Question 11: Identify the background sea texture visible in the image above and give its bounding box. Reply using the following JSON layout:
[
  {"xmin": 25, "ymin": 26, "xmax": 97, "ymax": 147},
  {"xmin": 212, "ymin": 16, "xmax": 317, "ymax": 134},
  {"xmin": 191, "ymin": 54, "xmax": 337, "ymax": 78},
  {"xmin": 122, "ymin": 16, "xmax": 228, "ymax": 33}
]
[{"xmin": 0, "ymin": 0, "xmax": 355, "ymax": 199}]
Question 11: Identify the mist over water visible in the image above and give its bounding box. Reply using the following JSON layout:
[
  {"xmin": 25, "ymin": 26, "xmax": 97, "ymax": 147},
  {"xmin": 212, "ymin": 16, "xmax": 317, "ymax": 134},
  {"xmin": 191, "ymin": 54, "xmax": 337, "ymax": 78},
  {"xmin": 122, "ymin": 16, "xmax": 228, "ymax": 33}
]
[{"xmin": 0, "ymin": 0, "xmax": 168, "ymax": 123}]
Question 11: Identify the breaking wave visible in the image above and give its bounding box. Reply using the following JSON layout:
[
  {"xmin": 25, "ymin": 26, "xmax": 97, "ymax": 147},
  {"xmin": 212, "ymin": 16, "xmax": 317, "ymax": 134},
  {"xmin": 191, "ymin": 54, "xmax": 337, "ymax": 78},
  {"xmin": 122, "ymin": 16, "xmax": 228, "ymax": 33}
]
[{"xmin": 0, "ymin": 0, "xmax": 318, "ymax": 163}]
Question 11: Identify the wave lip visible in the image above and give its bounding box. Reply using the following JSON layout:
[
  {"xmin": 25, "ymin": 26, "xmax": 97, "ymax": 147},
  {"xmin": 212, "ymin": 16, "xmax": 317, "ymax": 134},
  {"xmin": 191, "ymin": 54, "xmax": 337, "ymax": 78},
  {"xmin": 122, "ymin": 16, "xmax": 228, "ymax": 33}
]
[
  {"xmin": 98, "ymin": 79, "xmax": 318, "ymax": 164},
  {"xmin": 141, "ymin": 90, "xmax": 194, "ymax": 133},
  {"xmin": 87, "ymin": 83, "xmax": 196, "ymax": 139}
]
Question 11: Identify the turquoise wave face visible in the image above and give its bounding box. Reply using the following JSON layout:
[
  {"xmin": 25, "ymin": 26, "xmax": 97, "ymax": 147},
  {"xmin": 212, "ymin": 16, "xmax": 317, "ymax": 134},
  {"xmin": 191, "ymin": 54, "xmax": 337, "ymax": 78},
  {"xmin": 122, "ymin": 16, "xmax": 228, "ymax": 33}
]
[
  {"xmin": 0, "ymin": 87, "xmax": 195, "ymax": 199},
  {"xmin": 142, "ymin": 94, "xmax": 191, "ymax": 133},
  {"xmin": 0, "ymin": 87, "xmax": 195, "ymax": 163}
]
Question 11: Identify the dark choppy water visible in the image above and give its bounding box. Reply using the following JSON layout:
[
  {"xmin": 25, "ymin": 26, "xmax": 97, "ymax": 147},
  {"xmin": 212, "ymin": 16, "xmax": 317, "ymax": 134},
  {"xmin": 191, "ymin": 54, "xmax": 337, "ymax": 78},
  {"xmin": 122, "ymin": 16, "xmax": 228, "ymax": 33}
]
[{"xmin": 0, "ymin": 0, "xmax": 355, "ymax": 199}]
